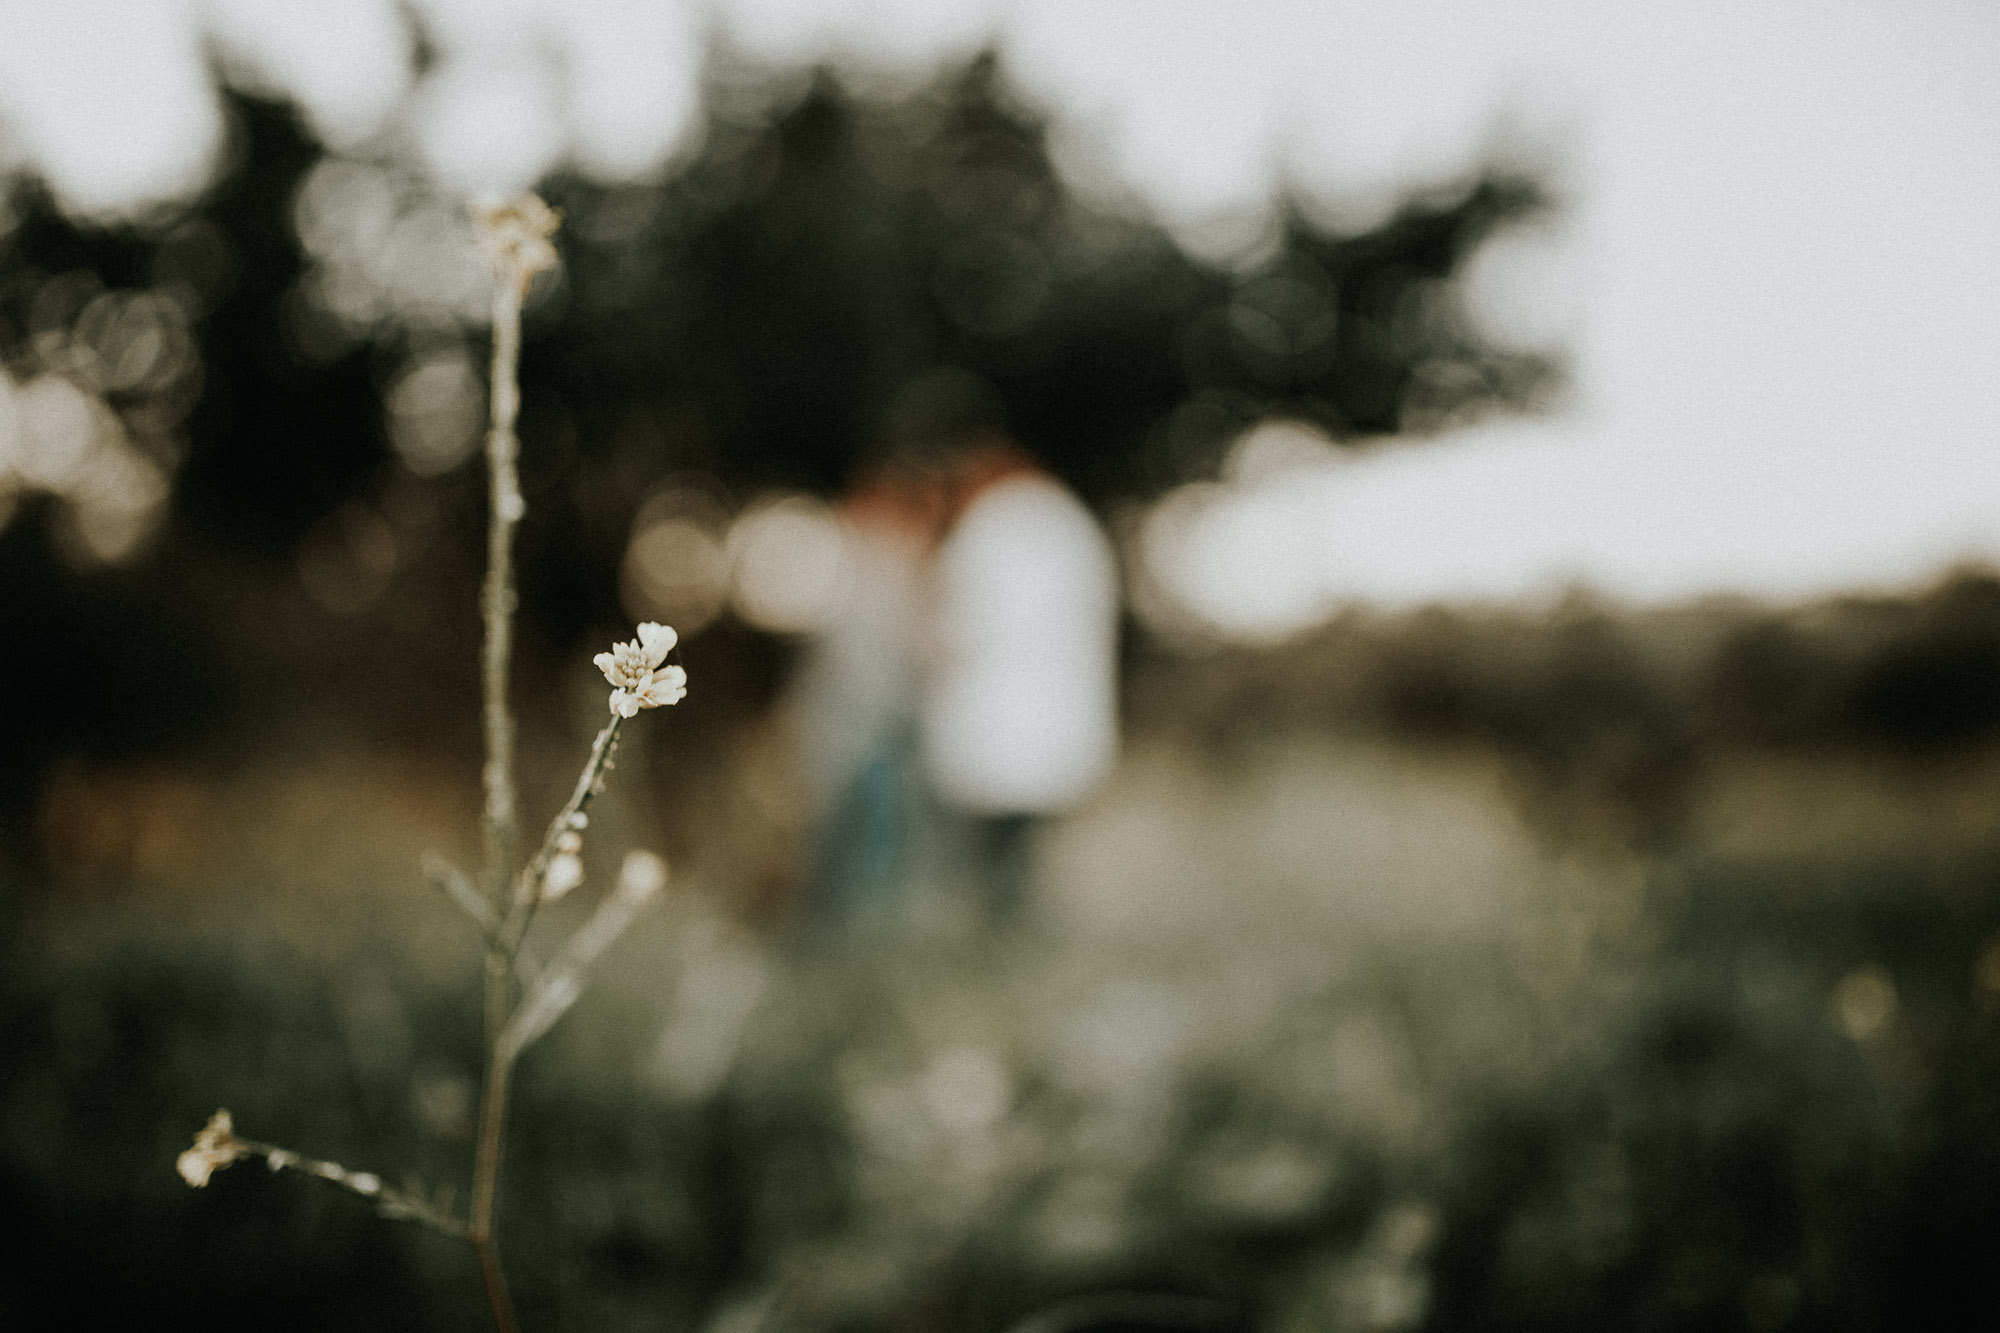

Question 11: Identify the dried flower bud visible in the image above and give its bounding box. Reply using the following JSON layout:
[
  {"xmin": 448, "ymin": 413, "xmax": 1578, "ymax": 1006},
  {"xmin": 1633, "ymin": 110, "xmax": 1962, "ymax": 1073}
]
[
  {"xmin": 542, "ymin": 851, "xmax": 584, "ymax": 903},
  {"xmin": 177, "ymin": 1109, "xmax": 245, "ymax": 1188},
  {"xmin": 472, "ymin": 193, "xmax": 561, "ymax": 293}
]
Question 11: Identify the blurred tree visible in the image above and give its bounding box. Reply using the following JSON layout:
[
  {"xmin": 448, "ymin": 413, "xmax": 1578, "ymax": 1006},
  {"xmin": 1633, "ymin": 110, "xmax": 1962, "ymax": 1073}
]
[
  {"xmin": 0, "ymin": 51, "xmax": 1557, "ymax": 873},
  {"xmin": 537, "ymin": 53, "xmax": 1555, "ymax": 508},
  {"xmin": 1, "ymin": 52, "xmax": 1556, "ymax": 599}
]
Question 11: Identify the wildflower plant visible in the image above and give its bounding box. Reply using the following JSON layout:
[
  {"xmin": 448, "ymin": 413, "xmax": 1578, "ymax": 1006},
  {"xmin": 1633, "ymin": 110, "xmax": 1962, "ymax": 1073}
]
[{"xmin": 178, "ymin": 195, "xmax": 681, "ymax": 1333}]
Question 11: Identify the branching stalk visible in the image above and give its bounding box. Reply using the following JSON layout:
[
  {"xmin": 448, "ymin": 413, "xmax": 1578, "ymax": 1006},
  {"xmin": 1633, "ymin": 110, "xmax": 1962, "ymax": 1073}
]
[
  {"xmin": 506, "ymin": 715, "xmax": 622, "ymax": 945},
  {"xmin": 426, "ymin": 853, "xmax": 501, "ymax": 940},
  {"xmin": 182, "ymin": 193, "xmax": 676, "ymax": 1333},
  {"xmin": 254, "ymin": 1141, "xmax": 466, "ymax": 1237},
  {"xmin": 500, "ymin": 856, "xmax": 664, "ymax": 1061},
  {"xmin": 465, "ymin": 194, "xmax": 560, "ymax": 1333},
  {"xmin": 175, "ymin": 1110, "xmax": 465, "ymax": 1240}
]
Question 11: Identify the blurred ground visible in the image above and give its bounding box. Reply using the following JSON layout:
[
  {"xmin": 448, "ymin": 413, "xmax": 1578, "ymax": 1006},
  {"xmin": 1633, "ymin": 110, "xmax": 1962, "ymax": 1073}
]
[{"xmin": 8, "ymin": 579, "xmax": 2000, "ymax": 1330}]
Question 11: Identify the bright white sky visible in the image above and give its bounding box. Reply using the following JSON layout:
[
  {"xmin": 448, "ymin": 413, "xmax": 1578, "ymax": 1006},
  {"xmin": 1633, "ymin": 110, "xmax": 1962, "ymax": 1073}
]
[{"xmin": 1, "ymin": 0, "xmax": 1996, "ymax": 620}]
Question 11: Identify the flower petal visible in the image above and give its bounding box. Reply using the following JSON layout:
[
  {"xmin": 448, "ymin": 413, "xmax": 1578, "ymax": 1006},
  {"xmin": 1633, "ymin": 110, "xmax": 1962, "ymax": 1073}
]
[
  {"xmin": 637, "ymin": 622, "xmax": 677, "ymax": 666},
  {"xmin": 610, "ymin": 688, "xmax": 642, "ymax": 718},
  {"xmin": 592, "ymin": 651, "xmax": 619, "ymax": 685},
  {"xmin": 636, "ymin": 665, "xmax": 688, "ymax": 708}
]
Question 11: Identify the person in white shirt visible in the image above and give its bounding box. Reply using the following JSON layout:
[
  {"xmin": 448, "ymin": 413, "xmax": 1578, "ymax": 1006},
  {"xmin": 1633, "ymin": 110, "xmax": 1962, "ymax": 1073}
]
[{"xmin": 920, "ymin": 444, "xmax": 1120, "ymax": 920}]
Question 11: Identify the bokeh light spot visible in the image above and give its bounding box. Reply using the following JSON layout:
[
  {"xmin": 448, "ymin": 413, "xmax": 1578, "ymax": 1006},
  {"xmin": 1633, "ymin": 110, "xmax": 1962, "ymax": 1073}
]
[
  {"xmin": 727, "ymin": 493, "xmax": 851, "ymax": 634},
  {"xmin": 622, "ymin": 513, "xmax": 728, "ymax": 635},
  {"xmin": 386, "ymin": 349, "xmax": 484, "ymax": 476},
  {"xmin": 1833, "ymin": 964, "xmax": 1896, "ymax": 1041},
  {"xmin": 298, "ymin": 501, "xmax": 399, "ymax": 615}
]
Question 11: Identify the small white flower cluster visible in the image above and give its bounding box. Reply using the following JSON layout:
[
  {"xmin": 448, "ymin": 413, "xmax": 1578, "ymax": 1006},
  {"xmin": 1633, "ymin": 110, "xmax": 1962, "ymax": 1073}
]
[
  {"xmin": 177, "ymin": 1109, "xmax": 244, "ymax": 1188},
  {"xmin": 594, "ymin": 622, "xmax": 688, "ymax": 718}
]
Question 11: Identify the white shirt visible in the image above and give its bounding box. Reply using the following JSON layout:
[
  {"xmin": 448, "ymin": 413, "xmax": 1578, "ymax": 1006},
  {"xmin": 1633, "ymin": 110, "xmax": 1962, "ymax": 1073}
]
[{"xmin": 921, "ymin": 473, "xmax": 1119, "ymax": 813}]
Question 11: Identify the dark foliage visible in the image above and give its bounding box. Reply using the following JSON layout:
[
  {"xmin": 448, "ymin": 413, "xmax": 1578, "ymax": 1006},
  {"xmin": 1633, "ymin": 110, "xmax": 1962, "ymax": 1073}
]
[{"xmin": 1134, "ymin": 571, "xmax": 2000, "ymax": 849}]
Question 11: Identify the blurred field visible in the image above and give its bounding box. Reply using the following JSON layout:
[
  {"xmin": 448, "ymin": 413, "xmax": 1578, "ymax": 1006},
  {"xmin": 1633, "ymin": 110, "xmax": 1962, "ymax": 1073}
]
[{"xmin": 8, "ymin": 580, "xmax": 2000, "ymax": 1331}]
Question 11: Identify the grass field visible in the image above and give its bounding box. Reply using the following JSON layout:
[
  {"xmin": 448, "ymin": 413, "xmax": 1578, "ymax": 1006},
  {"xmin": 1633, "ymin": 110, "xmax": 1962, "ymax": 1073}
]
[{"xmin": 8, "ymin": 684, "xmax": 2000, "ymax": 1330}]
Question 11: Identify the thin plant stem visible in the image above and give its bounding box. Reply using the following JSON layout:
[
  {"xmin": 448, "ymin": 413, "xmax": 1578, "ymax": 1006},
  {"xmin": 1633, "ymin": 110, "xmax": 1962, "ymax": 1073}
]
[
  {"xmin": 476, "ymin": 1234, "xmax": 519, "ymax": 1333},
  {"xmin": 504, "ymin": 714, "xmax": 623, "ymax": 949},
  {"xmin": 468, "ymin": 1043, "xmax": 521, "ymax": 1333},
  {"xmin": 482, "ymin": 267, "xmax": 526, "ymax": 1047},
  {"xmin": 467, "ymin": 197, "xmax": 552, "ymax": 1333},
  {"xmin": 499, "ymin": 853, "xmax": 668, "ymax": 1061},
  {"xmin": 466, "ymin": 711, "xmax": 624, "ymax": 1316},
  {"xmin": 229, "ymin": 1134, "xmax": 469, "ymax": 1240},
  {"xmin": 425, "ymin": 853, "xmax": 501, "ymax": 939},
  {"xmin": 184, "ymin": 197, "xmax": 598, "ymax": 1333}
]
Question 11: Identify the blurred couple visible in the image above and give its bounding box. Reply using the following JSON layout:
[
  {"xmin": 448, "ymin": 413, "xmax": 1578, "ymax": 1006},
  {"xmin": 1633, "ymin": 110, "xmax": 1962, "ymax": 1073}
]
[{"xmin": 788, "ymin": 369, "xmax": 1118, "ymax": 935}]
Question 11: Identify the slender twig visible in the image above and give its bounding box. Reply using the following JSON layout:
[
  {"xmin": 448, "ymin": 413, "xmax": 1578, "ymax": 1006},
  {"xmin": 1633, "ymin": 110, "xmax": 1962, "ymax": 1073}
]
[
  {"xmin": 425, "ymin": 853, "xmax": 500, "ymax": 939},
  {"xmin": 466, "ymin": 713, "xmax": 639, "ymax": 1277},
  {"xmin": 504, "ymin": 715, "xmax": 622, "ymax": 948},
  {"xmin": 468, "ymin": 1041, "xmax": 521, "ymax": 1333},
  {"xmin": 177, "ymin": 1111, "xmax": 467, "ymax": 1241},
  {"xmin": 482, "ymin": 249, "xmax": 526, "ymax": 1048},
  {"xmin": 425, "ymin": 852, "xmax": 544, "ymax": 981},
  {"xmin": 499, "ymin": 855, "xmax": 666, "ymax": 1061},
  {"xmin": 464, "ymin": 194, "xmax": 560, "ymax": 1333},
  {"xmin": 476, "ymin": 1232, "xmax": 518, "ymax": 1333},
  {"xmin": 179, "ymin": 195, "xmax": 681, "ymax": 1333},
  {"xmin": 236, "ymin": 1136, "xmax": 469, "ymax": 1240}
]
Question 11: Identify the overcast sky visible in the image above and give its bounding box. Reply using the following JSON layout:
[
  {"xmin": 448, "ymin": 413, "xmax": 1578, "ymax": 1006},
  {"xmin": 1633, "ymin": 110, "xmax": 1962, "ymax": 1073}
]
[{"xmin": 1, "ymin": 0, "xmax": 1996, "ymax": 621}]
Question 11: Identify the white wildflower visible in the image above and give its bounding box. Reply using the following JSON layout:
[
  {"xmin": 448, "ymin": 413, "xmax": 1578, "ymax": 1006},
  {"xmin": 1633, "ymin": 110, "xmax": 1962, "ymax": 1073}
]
[
  {"xmin": 177, "ymin": 1109, "xmax": 245, "ymax": 1188},
  {"xmin": 593, "ymin": 621, "xmax": 687, "ymax": 717}
]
